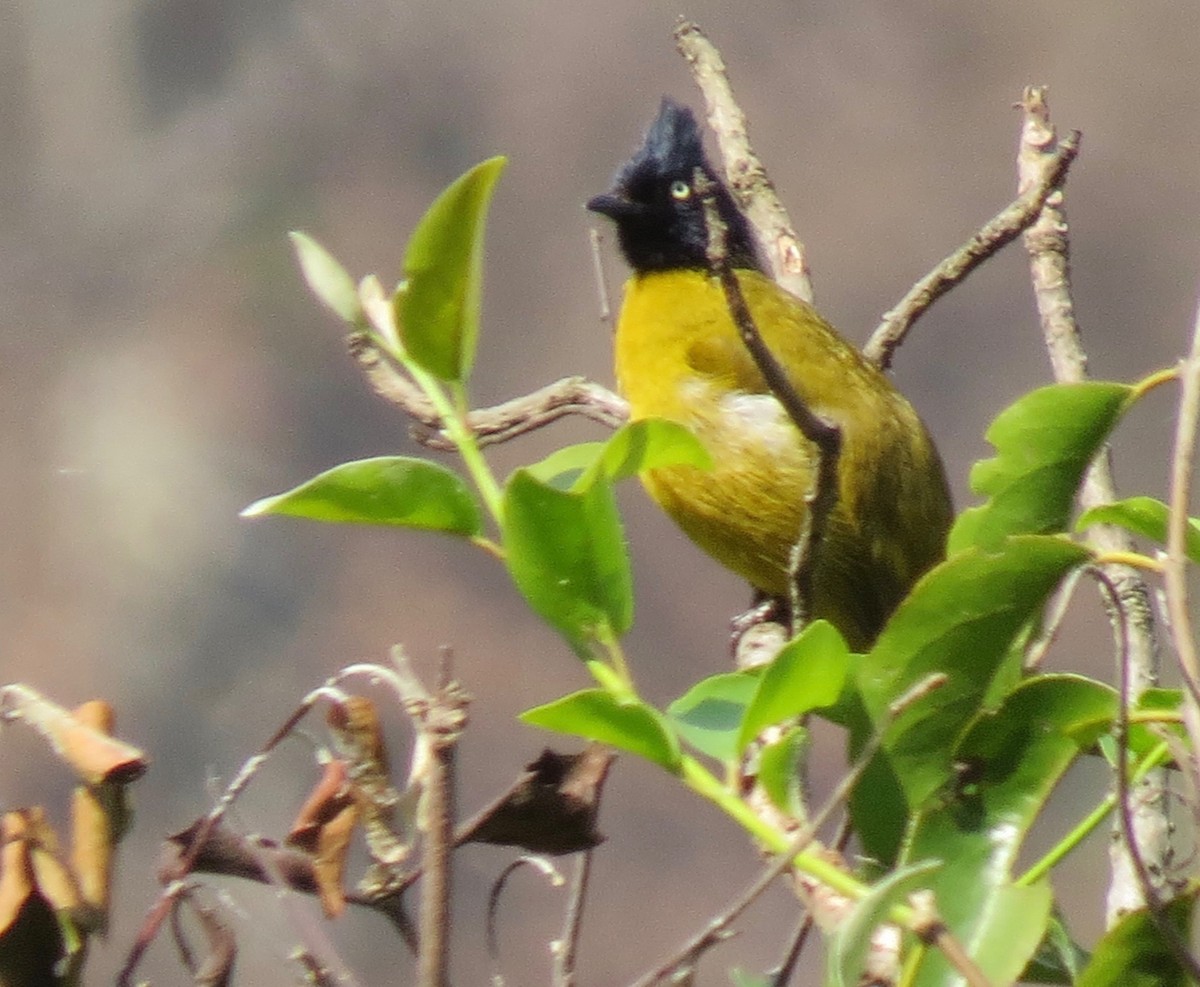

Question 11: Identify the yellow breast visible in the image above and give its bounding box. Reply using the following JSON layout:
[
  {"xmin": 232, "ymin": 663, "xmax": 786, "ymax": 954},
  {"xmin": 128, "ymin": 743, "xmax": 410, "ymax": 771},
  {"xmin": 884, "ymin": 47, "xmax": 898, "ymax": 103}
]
[{"xmin": 613, "ymin": 268, "xmax": 952, "ymax": 649}]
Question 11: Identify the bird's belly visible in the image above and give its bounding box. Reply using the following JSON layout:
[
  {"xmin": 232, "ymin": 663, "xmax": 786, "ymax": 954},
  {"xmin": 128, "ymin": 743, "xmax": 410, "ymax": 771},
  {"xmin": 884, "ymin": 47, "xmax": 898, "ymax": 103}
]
[{"xmin": 640, "ymin": 388, "xmax": 814, "ymax": 598}]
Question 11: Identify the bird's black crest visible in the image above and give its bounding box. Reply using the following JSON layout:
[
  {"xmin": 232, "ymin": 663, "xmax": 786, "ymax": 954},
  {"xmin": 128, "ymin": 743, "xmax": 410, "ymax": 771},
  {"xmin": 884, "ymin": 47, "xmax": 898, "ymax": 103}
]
[
  {"xmin": 587, "ymin": 98, "xmax": 760, "ymax": 273},
  {"xmin": 613, "ymin": 98, "xmax": 709, "ymax": 200}
]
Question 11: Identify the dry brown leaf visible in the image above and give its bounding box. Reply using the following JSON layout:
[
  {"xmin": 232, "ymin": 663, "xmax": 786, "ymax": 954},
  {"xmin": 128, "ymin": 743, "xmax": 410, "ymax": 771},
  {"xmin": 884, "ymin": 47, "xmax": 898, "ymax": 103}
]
[
  {"xmin": 70, "ymin": 701, "xmax": 125, "ymax": 930},
  {"xmin": 2, "ymin": 686, "xmax": 147, "ymax": 786},
  {"xmin": 286, "ymin": 758, "xmax": 354, "ymax": 854},
  {"xmin": 312, "ymin": 802, "xmax": 359, "ymax": 919},
  {"xmin": 0, "ymin": 812, "xmax": 36, "ymax": 934}
]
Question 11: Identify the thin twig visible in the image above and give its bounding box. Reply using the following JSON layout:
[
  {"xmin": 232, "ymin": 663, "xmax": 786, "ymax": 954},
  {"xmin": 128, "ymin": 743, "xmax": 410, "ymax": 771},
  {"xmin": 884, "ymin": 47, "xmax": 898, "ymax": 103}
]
[
  {"xmin": 553, "ymin": 850, "xmax": 593, "ymax": 987},
  {"xmin": 1164, "ymin": 292, "xmax": 1200, "ymax": 702},
  {"xmin": 351, "ymin": 333, "xmax": 628, "ymax": 448},
  {"xmin": 770, "ymin": 816, "xmax": 850, "ymax": 986},
  {"xmin": 630, "ymin": 724, "xmax": 888, "ymax": 987},
  {"xmin": 589, "ymin": 228, "xmax": 613, "ymax": 330},
  {"xmin": 674, "ymin": 19, "xmax": 813, "ymax": 303},
  {"xmin": 693, "ymin": 167, "xmax": 842, "ymax": 632},
  {"xmin": 416, "ymin": 652, "xmax": 467, "ymax": 987},
  {"xmin": 1023, "ymin": 566, "xmax": 1085, "ymax": 672},
  {"xmin": 863, "ymin": 130, "xmax": 1080, "ymax": 369},
  {"xmin": 486, "ymin": 856, "xmax": 564, "ymax": 983}
]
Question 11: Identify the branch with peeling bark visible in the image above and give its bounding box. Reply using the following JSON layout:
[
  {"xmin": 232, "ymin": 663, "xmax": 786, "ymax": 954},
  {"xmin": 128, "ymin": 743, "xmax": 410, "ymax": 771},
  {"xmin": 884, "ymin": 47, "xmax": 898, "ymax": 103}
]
[
  {"xmin": 674, "ymin": 18, "xmax": 814, "ymax": 303},
  {"xmin": 351, "ymin": 330, "xmax": 628, "ymax": 450},
  {"xmin": 1013, "ymin": 85, "xmax": 1176, "ymax": 925}
]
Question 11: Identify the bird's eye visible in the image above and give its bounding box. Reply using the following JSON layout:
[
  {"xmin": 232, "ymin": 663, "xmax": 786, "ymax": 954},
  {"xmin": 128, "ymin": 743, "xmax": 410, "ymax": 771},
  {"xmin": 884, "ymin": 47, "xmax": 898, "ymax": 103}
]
[{"xmin": 669, "ymin": 179, "xmax": 691, "ymax": 200}]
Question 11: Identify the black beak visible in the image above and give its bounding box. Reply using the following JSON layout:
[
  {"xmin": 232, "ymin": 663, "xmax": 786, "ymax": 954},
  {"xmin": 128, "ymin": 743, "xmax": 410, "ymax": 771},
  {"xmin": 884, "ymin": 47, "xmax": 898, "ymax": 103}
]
[{"xmin": 586, "ymin": 191, "xmax": 642, "ymax": 219}]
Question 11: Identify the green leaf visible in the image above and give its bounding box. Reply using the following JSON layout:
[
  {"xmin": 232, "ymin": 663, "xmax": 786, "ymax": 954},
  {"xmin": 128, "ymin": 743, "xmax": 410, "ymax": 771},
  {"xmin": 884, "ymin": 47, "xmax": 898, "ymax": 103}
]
[
  {"xmin": 591, "ymin": 418, "xmax": 713, "ymax": 484},
  {"xmin": 1077, "ymin": 495, "xmax": 1200, "ymax": 564},
  {"xmin": 399, "ymin": 156, "xmax": 507, "ymax": 381},
  {"xmin": 902, "ymin": 676, "xmax": 1117, "ymax": 987},
  {"xmin": 242, "ymin": 456, "xmax": 482, "ymax": 535},
  {"xmin": 858, "ymin": 536, "xmax": 1091, "ymax": 810},
  {"xmin": 738, "ymin": 621, "xmax": 850, "ymax": 754},
  {"xmin": 525, "ymin": 443, "xmax": 608, "ymax": 490},
  {"xmin": 757, "ymin": 726, "xmax": 809, "ymax": 819},
  {"xmin": 914, "ymin": 882, "xmax": 1054, "ymax": 987},
  {"xmin": 290, "ymin": 231, "xmax": 362, "ymax": 323},
  {"xmin": 825, "ymin": 860, "xmax": 942, "ymax": 987},
  {"xmin": 502, "ymin": 468, "xmax": 632, "ymax": 656},
  {"xmin": 521, "ymin": 689, "xmax": 681, "ymax": 772},
  {"xmin": 1023, "ymin": 910, "xmax": 1091, "ymax": 984},
  {"xmin": 949, "ymin": 382, "xmax": 1131, "ymax": 554},
  {"xmin": 1076, "ymin": 892, "xmax": 1196, "ymax": 987},
  {"xmin": 521, "ymin": 420, "xmax": 711, "ymax": 496},
  {"xmin": 668, "ymin": 672, "xmax": 758, "ymax": 762}
]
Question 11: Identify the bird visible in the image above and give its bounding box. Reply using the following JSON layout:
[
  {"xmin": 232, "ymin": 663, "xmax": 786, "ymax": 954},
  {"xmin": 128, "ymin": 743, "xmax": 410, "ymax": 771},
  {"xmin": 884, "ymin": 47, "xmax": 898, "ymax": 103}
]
[{"xmin": 586, "ymin": 98, "xmax": 953, "ymax": 651}]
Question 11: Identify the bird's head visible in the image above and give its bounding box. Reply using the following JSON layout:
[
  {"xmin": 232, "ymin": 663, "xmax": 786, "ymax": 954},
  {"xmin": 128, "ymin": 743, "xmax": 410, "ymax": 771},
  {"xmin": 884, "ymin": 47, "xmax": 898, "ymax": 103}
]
[{"xmin": 587, "ymin": 98, "xmax": 760, "ymax": 273}]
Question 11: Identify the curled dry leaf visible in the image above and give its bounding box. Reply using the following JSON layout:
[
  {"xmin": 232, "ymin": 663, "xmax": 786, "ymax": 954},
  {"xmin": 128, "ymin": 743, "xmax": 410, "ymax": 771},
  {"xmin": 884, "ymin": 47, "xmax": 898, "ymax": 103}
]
[
  {"xmin": 0, "ymin": 812, "xmax": 38, "ymax": 935},
  {"xmin": 312, "ymin": 802, "xmax": 358, "ymax": 919},
  {"xmin": 71, "ymin": 701, "xmax": 130, "ymax": 932},
  {"xmin": 1, "ymin": 686, "xmax": 148, "ymax": 786},
  {"xmin": 287, "ymin": 758, "xmax": 356, "ymax": 853},
  {"xmin": 287, "ymin": 758, "xmax": 360, "ymax": 919},
  {"xmin": 163, "ymin": 822, "xmax": 320, "ymax": 895},
  {"xmin": 22, "ymin": 807, "xmax": 80, "ymax": 917},
  {"xmin": 328, "ymin": 696, "xmax": 409, "ymax": 868},
  {"xmin": 0, "ymin": 810, "xmax": 73, "ymax": 986},
  {"xmin": 465, "ymin": 745, "xmax": 613, "ymax": 855},
  {"xmin": 327, "ymin": 696, "xmax": 388, "ymax": 776}
]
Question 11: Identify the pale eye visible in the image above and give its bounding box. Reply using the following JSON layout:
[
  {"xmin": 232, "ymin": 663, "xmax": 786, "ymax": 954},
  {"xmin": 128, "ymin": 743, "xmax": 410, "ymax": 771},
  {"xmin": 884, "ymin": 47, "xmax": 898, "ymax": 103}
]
[{"xmin": 669, "ymin": 179, "xmax": 691, "ymax": 200}]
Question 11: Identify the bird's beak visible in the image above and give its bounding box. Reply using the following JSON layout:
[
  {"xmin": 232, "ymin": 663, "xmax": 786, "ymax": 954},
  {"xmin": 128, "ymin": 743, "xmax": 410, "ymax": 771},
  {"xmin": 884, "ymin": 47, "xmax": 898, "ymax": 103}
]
[{"xmin": 586, "ymin": 191, "xmax": 642, "ymax": 219}]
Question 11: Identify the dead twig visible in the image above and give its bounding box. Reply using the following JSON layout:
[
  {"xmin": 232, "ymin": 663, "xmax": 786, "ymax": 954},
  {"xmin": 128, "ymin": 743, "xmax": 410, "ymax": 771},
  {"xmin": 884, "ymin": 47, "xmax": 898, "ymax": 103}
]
[
  {"xmin": 1097, "ymin": 569, "xmax": 1200, "ymax": 979},
  {"xmin": 694, "ymin": 167, "xmax": 842, "ymax": 633},
  {"xmin": 675, "ymin": 18, "xmax": 813, "ymax": 303},
  {"xmin": 1014, "ymin": 84, "xmax": 1173, "ymax": 921},
  {"xmin": 350, "ymin": 332, "xmax": 627, "ymax": 448},
  {"xmin": 863, "ymin": 130, "xmax": 1080, "ymax": 369},
  {"xmin": 415, "ymin": 650, "xmax": 468, "ymax": 987}
]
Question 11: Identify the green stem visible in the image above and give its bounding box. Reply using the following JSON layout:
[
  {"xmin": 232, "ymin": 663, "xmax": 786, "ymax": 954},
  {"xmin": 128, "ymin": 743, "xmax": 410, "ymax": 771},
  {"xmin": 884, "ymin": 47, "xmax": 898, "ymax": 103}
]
[
  {"xmin": 419, "ymin": 374, "xmax": 504, "ymax": 525},
  {"xmin": 678, "ymin": 756, "xmax": 874, "ymax": 906},
  {"xmin": 1015, "ymin": 740, "xmax": 1171, "ymax": 887},
  {"xmin": 1129, "ymin": 366, "xmax": 1178, "ymax": 403},
  {"xmin": 365, "ymin": 320, "xmax": 505, "ymax": 527},
  {"xmin": 595, "ymin": 623, "xmax": 635, "ymax": 693}
]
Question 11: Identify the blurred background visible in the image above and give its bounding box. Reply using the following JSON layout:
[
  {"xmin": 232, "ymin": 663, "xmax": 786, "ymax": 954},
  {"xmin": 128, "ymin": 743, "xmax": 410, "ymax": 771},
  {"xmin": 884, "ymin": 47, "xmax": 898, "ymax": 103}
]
[{"xmin": 1, "ymin": 0, "xmax": 1197, "ymax": 983}]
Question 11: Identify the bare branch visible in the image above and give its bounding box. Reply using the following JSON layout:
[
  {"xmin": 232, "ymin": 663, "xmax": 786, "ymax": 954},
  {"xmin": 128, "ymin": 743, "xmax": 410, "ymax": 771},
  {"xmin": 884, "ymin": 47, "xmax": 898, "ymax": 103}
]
[
  {"xmin": 553, "ymin": 850, "xmax": 593, "ymax": 987},
  {"xmin": 350, "ymin": 331, "xmax": 627, "ymax": 447},
  {"xmin": 675, "ymin": 19, "xmax": 813, "ymax": 303},
  {"xmin": 415, "ymin": 652, "xmax": 468, "ymax": 987},
  {"xmin": 1164, "ymin": 291, "xmax": 1200, "ymax": 704},
  {"xmin": 1097, "ymin": 569, "xmax": 1200, "ymax": 979},
  {"xmin": 1012, "ymin": 84, "xmax": 1174, "ymax": 920},
  {"xmin": 863, "ymin": 130, "xmax": 1080, "ymax": 369},
  {"xmin": 693, "ymin": 167, "xmax": 842, "ymax": 632}
]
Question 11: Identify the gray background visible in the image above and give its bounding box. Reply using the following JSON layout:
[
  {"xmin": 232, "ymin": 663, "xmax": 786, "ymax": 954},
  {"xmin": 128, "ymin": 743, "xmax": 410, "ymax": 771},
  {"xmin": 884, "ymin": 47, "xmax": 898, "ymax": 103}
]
[{"xmin": 1, "ymin": 1, "xmax": 1194, "ymax": 983}]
